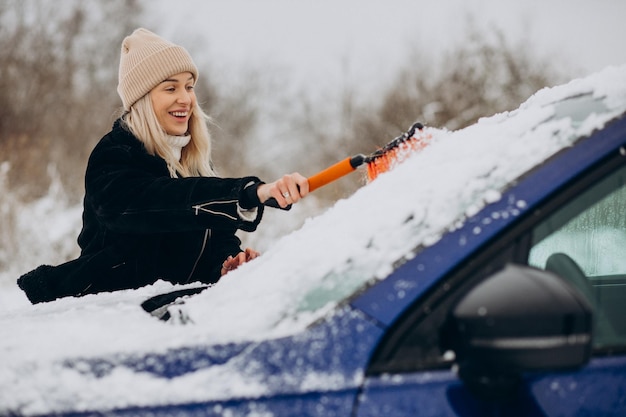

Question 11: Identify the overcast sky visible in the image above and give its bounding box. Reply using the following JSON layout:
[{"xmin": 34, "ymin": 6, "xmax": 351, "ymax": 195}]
[{"xmin": 146, "ymin": 0, "xmax": 626, "ymax": 96}]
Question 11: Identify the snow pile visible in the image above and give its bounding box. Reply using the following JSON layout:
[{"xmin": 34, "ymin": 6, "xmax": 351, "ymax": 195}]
[{"xmin": 1, "ymin": 65, "xmax": 626, "ymax": 414}]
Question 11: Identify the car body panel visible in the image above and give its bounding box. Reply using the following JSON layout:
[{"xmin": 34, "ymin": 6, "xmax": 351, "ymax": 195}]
[
  {"xmin": 356, "ymin": 356, "xmax": 626, "ymax": 417},
  {"xmin": 59, "ymin": 307, "xmax": 384, "ymax": 416}
]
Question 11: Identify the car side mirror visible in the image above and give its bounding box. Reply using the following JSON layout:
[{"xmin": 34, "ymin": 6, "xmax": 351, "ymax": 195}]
[{"xmin": 441, "ymin": 264, "xmax": 592, "ymax": 400}]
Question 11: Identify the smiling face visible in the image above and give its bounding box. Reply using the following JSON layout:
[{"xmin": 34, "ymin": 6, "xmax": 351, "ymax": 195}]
[{"xmin": 149, "ymin": 72, "xmax": 196, "ymax": 136}]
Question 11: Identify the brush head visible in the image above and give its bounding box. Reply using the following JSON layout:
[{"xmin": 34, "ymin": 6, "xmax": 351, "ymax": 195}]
[{"xmin": 366, "ymin": 122, "xmax": 431, "ymax": 181}]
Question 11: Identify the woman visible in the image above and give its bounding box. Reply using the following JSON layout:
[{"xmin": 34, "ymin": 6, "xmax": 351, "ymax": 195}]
[{"xmin": 17, "ymin": 28, "xmax": 308, "ymax": 304}]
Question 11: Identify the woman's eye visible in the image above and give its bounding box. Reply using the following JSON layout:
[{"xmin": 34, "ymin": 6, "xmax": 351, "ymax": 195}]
[{"xmin": 186, "ymin": 85, "xmax": 194, "ymax": 91}]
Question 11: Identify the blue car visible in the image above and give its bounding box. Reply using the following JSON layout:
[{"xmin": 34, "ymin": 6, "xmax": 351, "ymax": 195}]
[{"xmin": 2, "ymin": 66, "xmax": 626, "ymax": 416}]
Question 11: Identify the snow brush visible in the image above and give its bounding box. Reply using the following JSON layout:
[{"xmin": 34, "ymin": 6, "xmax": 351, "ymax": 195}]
[{"xmin": 265, "ymin": 122, "xmax": 430, "ymax": 210}]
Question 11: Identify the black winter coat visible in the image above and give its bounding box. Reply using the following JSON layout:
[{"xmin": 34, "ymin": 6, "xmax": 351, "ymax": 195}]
[{"xmin": 18, "ymin": 120, "xmax": 265, "ymax": 303}]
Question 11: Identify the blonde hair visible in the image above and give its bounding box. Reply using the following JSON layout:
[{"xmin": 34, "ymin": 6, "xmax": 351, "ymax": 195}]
[{"xmin": 121, "ymin": 94, "xmax": 216, "ymax": 178}]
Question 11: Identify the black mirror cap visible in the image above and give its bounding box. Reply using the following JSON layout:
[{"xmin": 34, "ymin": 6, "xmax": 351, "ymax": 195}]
[{"xmin": 442, "ymin": 264, "xmax": 592, "ymax": 375}]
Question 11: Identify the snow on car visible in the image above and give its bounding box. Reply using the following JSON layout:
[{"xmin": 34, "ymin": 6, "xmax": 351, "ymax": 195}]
[{"xmin": 1, "ymin": 65, "xmax": 626, "ymax": 416}]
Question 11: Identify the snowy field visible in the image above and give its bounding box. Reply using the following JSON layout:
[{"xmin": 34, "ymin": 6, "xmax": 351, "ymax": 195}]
[{"xmin": 1, "ymin": 65, "xmax": 626, "ymax": 414}]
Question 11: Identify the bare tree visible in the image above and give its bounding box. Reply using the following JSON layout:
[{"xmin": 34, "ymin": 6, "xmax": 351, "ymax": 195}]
[
  {"xmin": 355, "ymin": 27, "xmax": 563, "ymax": 152},
  {"xmin": 195, "ymin": 69, "xmax": 261, "ymax": 178},
  {"xmin": 0, "ymin": 0, "xmax": 141, "ymax": 200}
]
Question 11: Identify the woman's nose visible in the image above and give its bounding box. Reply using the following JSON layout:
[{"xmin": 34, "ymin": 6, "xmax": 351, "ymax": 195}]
[{"xmin": 177, "ymin": 90, "xmax": 192, "ymax": 104}]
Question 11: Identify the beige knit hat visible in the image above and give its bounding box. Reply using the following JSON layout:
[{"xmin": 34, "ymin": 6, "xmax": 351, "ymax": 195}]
[{"xmin": 117, "ymin": 28, "xmax": 199, "ymax": 111}]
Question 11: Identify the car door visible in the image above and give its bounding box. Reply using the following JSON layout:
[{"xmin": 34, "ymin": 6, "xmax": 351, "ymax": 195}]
[{"xmin": 354, "ymin": 145, "xmax": 626, "ymax": 416}]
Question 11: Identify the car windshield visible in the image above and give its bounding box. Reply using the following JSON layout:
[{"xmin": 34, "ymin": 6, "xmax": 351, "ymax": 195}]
[{"xmin": 1, "ymin": 66, "xmax": 626, "ymax": 368}]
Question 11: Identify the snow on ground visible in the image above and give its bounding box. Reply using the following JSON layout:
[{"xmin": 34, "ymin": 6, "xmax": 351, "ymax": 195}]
[
  {"xmin": 0, "ymin": 172, "xmax": 82, "ymax": 310},
  {"xmin": 1, "ymin": 65, "xmax": 626, "ymax": 414}
]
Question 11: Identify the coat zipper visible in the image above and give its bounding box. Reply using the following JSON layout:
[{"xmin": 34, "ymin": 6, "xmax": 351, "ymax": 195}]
[{"xmin": 186, "ymin": 229, "xmax": 210, "ymax": 283}]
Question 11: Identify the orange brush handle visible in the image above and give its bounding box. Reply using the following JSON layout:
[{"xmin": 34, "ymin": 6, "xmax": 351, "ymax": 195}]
[
  {"xmin": 307, "ymin": 155, "xmax": 364, "ymax": 192},
  {"xmin": 264, "ymin": 155, "xmax": 364, "ymax": 210}
]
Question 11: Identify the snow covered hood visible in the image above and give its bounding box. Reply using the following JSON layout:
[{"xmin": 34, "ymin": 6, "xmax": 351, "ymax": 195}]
[{"xmin": 2, "ymin": 65, "xmax": 626, "ymax": 414}]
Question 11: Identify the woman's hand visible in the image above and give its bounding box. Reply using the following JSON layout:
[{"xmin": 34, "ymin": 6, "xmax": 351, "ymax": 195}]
[
  {"xmin": 220, "ymin": 247, "xmax": 260, "ymax": 276},
  {"xmin": 257, "ymin": 173, "xmax": 310, "ymax": 208}
]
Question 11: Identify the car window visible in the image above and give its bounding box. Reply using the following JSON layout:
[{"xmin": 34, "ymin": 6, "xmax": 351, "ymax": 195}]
[
  {"xmin": 367, "ymin": 152, "xmax": 626, "ymax": 376},
  {"xmin": 528, "ymin": 165, "xmax": 626, "ymax": 349}
]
